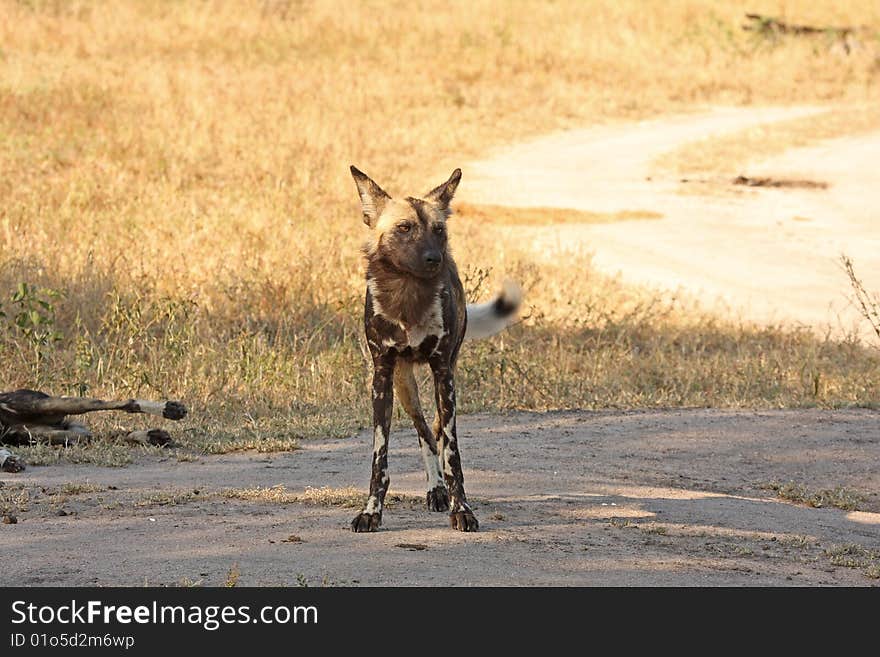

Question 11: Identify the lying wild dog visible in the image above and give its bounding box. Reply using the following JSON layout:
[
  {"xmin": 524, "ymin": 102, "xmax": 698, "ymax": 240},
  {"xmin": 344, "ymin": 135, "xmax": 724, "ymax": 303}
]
[
  {"xmin": 0, "ymin": 389, "xmax": 187, "ymax": 472},
  {"xmin": 349, "ymin": 166, "xmax": 522, "ymax": 532}
]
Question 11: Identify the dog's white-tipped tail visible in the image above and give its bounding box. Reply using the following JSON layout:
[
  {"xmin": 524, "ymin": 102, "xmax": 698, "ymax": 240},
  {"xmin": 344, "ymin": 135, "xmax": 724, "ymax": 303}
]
[{"xmin": 464, "ymin": 280, "xmax": 523, "ymax": 341}]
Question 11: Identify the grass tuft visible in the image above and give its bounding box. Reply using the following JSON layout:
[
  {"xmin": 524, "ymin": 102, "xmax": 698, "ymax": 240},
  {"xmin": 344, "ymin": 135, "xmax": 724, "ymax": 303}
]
[{"xmin": 764, "ymin": 482, "xmax": 866, "ymax": 511}]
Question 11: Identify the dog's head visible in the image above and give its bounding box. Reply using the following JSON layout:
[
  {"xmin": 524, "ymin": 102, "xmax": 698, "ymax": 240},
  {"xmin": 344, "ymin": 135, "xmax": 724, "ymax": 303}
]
[{"xmin": 351, "ymin": 166, "xmax": 461, "ymax": 279}]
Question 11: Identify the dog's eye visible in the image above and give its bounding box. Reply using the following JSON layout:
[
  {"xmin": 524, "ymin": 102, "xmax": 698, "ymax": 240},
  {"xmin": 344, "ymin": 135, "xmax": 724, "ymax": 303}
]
[
  {"xmin": 432, "ymin": 223, "xmax": 445, "ymax": 235},
  {"xmin": 397, "ymin": 223, "xmax": 412, "ymax": 233}
]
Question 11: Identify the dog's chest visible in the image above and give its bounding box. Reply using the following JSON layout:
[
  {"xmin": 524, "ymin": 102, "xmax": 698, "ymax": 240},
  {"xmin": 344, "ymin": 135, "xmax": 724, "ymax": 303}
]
[
  {"xmin": 369, "ymin": 289, "xmax": 447, "ymax": 358},
  {"xmin": 387, "ymin": 300, "xmax": 445, "ymax": 351},
  {"xmin": 402, "ymin": 317, "xmax": 444, "ymax": 352}
]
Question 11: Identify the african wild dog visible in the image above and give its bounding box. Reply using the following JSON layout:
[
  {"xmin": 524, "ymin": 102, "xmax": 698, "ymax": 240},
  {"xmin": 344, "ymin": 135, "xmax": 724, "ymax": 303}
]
[
  {"xmin": 0, "ymin": 389, "xmax": 187, "ymax": 471},
  {"xmin": 349, "ymin": 166, "xmax": 522, "ymax": 532}
]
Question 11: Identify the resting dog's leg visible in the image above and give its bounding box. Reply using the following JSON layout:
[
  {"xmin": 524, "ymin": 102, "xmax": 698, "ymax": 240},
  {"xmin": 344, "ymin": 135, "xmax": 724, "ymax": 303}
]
[
  {"xmin": 3, "ymin": 422, "xmax": 92, "ymax": 447},
  {"xmin": 121, "ymin": 429, "xmax": 173, "ymax": 447},
  {"xmin": 393, "ymin": 362, "xmax": 449, "ymax": 512},
  {"xmin": 351, "ymin": 354, "xmax": 395, "ymax": 532},
  {"xmin": 0, "ymin": 389, "xmax": 186, "ymax": 426},
  {"xmin": 430, "ymin": 362, "xmax": 478, "ymax": 532}
]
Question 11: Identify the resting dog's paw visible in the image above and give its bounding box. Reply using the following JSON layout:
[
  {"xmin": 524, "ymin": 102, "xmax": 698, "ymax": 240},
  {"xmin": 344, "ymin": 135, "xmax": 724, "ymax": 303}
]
[
  {"xmin": 426, "ymin": 485, "xmax": 450, "ymax": 512},
  {"xmin": 163, "ymin": 401, "xmax": 187, "ymax": 421},
  {"xmin": 450, "ymin": 509, "xmax": 479, "ymax": 532},
  {"xmin": 0, "ymin": 449, "xmax": 25, "ymax": 473},
  {"xmin": 146, "ymin": 429, "xmax": 173, "ymax": 447},
  {"xmin": 350, "ymin": 511, "xmax": 382, "ymax": 533}
]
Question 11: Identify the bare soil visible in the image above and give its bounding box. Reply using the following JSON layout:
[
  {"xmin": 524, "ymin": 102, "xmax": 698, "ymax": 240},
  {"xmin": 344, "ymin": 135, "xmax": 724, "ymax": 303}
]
[{"xmin": 2, "ymin": 408, "xmax": 878, "ymax": 587}]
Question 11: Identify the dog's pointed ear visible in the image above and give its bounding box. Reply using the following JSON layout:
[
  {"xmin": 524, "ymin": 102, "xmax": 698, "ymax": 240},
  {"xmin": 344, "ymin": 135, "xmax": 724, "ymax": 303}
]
[
  {"xmin": 425, "ymin": 168, "xmax": 462, "ymax": 211},
  {"xmin": 350, "ymin": 165, "xmax": 391, "ymax": 228}
]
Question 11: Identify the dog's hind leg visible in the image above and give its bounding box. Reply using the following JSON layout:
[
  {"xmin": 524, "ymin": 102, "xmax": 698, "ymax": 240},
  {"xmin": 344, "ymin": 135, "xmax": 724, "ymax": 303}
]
[
  {"xmin": 0, "ymin": 389, "xmax": 186, "ymax": 426},
  {"xmin": 351, "ymin": 353, "xmax": 396, "ymax": 532},
  {"xmin": 430, "ymin": 361, "xmax": 478, "ymax": 532},
  {"xmin": 3, "ymin": 422, "xmax": 92, "ymax": 447},
  {"xmin": 393, "ymin": 362, "xmax": 449, "ymax": 512}
]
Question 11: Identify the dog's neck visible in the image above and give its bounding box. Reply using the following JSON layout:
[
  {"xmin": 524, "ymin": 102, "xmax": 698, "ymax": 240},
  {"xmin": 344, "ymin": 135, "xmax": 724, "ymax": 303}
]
[{"xmin": 366, "ymin": 257, "xmax": 445, "ymax": 328}]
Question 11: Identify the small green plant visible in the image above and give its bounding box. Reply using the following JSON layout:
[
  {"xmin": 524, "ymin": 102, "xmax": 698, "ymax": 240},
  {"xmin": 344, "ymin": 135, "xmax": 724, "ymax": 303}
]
[
  {"xmin": 4, "ymin": 283, "xmax": 65, "ymax": 380},
  {"xmin": 8, "ymin": 282, "xmax": 64, "ymax": 349}
]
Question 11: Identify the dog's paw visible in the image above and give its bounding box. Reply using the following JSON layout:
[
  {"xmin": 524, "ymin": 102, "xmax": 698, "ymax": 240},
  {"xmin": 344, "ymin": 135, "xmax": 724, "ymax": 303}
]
[
  {"xmin": 0, "ymin": 451, "xmax": 25, "ymax": 473},
  {"xmin": 450, "ymin": 509, "xmax": 479, "ymax": 532},
  {"xmin": 350, "ymin": 511, "xmax": 382, "ymax": 533},
  {"xmin": 163, "ymin": 401, "xmax": 187, "ymax": 421},
  {"xmin": 426, "ymin": 485, "xmax": 450, "ymax": 512},
  {"xmin": 145, "ymin": 429, "xmax": 173, "ymax": 447}
]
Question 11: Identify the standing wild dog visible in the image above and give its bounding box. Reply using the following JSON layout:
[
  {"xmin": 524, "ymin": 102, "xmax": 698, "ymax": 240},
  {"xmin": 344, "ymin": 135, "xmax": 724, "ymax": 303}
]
[{"xmin": 349, "ymin": 165, "xmax": 522, "ymax": 532}]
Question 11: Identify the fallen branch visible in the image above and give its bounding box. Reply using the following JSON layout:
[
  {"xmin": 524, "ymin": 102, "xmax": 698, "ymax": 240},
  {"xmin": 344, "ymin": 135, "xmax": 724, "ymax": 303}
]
[
  {"xmin": 733, "ymin": 175, "xmax": 828, "ymax": 189},
  {"xmin": 743, "ymin": 13, "xmax": 858, "ymax": 38}
]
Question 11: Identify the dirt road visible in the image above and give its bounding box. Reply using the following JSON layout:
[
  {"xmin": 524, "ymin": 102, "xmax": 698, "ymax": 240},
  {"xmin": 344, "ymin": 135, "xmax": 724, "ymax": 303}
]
[
  {"xmin": 2, "ymin": 408, "xmax": 878, "ymax": 586},
  {"xmin": 459, "ymin": 106, "xmax": 880, "ymax": 336}
]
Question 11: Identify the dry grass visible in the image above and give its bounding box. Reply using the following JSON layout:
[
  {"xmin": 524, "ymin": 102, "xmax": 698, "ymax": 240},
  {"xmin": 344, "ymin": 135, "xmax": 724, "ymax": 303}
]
[
  {"xmin": 824, "ymin": 543, "xmax": 880, "ymax": 578},
  {"xmin": 12, "ymin": 441, "xmax": 135, "ymax": 466},
  {"xmin": 224, "ymin": 563, "xmax": 241, "ymax": 588},
  {"xmin": 219, "ymin": 485, "xmax": 421, "ymax": 508},
  {"xmin": 0, "ymin": 483, "xmax": 30, "ymax": 515},
  {"xmin": 58, "ymin": 482, "xmax": 103, "ymax": 495},
  {"xmin": 763, "ymin": 481, "xmax": 866, "ymax": 511},
  {"xmin": 1, "ymin": 480, "xmax": 105, "ymax": 515},
  {"xmin": 134, "ymin": 490, "xmax": 201, "ymax": 508},
  {"xmin": 1, "ymin": 1, "xmax": 879, "ymax": 456},
  {"xmin": 220, "ymin": 485, "xmax": 303, "ymax": 505}
]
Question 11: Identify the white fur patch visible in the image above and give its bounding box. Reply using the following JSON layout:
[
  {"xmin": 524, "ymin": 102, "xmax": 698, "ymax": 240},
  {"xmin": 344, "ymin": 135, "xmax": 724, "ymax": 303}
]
[
  {"xmin": 420, "ymin": 441, "xmax": 444, "ymax": 487},
  {"xmin": 405, "ymin": 291, "xmax": 445, "ymax": 348},
  {"xmin": 373, "ymin": 425, "xmax": 387, "ymax": 454},
  {"xmin": 366, "ymin": 278, "xmax": 386, "ymax": 318},
  {"xmin": 441, "ymin": 425, "xmax": 456, "ymax": 476},
  {"xmin": 134, "ymin": 400, "xmax": 166, "ymax": 417}
]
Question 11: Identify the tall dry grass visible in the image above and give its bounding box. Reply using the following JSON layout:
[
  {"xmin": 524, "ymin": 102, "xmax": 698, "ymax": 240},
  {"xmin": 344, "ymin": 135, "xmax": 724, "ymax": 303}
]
[{"xmin": 1, "ymin": 1, "xmax": 879, "ymax": 457}]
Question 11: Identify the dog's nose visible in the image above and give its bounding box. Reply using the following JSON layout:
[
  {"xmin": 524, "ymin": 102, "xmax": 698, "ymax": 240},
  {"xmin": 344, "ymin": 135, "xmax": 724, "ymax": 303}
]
[{"xmin": 423, "ymin": 251, "xmax": 442, "ymax": 267}]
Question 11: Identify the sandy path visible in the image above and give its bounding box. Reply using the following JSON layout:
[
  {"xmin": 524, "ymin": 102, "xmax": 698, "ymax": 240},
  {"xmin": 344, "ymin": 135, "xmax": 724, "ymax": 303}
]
[
  {"xmin": 459, "ymin": 106, "xmax": 880, "ymax": 336},
  {"xmin": 2, "ymin": 409, "xmax": 878, "ymax": 586}
]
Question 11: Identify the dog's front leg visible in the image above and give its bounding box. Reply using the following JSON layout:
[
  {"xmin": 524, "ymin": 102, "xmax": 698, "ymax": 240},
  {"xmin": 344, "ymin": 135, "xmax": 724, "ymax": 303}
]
[
  {"xmin": 351, "ymin": 353, "xmax": 395, "ymax": 532},
  {"xmin": 431, "ymin": 363, "xmax": 478, "ymax": 532}
]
